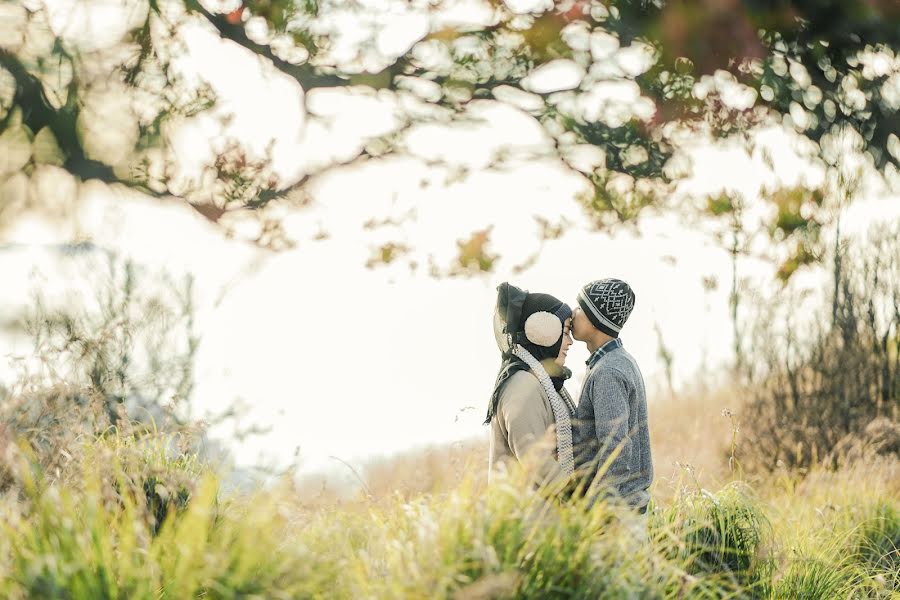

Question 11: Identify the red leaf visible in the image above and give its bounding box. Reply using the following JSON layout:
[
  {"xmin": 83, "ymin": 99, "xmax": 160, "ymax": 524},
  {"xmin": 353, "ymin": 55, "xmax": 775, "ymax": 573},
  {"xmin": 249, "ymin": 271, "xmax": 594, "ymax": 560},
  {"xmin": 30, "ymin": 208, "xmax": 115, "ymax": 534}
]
[{"xmin": 225, "ymin": 6, "xmax": 244, "ymax": 25}]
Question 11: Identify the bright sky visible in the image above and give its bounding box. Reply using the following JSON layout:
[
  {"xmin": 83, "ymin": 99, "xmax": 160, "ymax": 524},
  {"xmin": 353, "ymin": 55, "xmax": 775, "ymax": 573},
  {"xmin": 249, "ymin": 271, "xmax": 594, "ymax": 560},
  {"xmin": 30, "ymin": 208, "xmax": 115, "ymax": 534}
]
[{"xmin": 2, "ymin": 0, "xmax": 898, "ymax": 479}]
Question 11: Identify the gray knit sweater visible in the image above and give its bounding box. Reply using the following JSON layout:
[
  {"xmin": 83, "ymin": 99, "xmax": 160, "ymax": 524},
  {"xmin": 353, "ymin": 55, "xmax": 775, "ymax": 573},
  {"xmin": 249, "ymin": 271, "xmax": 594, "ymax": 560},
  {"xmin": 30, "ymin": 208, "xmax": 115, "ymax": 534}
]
[{"xmin": 572, "ymin": 343, "xmax": 653, "ymax": 509}]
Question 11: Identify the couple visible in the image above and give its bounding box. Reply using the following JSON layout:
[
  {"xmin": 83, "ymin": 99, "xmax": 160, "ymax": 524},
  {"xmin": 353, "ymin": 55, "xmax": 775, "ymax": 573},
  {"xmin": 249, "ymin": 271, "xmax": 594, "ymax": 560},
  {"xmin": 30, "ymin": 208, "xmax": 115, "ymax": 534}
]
[{"xmin": 486, "ymin": 279, "xmax": 653, "ymax": 516}]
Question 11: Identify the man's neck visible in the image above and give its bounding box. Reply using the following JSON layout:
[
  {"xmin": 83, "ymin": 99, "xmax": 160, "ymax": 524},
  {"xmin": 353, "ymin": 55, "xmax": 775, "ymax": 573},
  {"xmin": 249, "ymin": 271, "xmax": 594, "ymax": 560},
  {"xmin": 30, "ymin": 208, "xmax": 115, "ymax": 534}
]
[{"xmin": 586, "ymin": 333, "xmax": 615, "ymax": 354}]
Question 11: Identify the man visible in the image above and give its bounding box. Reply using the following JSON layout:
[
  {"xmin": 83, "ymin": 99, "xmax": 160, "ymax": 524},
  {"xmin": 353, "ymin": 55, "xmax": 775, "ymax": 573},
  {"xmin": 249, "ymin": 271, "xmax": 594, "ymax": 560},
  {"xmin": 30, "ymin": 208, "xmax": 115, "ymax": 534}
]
[{"xmin": 570, "ymin": 278, "xmax": 653, "ymax": 514}]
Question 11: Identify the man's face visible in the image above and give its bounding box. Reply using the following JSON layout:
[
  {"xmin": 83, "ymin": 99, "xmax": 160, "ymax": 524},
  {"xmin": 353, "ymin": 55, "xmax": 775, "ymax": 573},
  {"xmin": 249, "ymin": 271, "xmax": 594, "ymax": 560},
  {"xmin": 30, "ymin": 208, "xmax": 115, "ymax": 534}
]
[{"xmin": 571, "ymin": 305, "xmax": 592, "ymax": 342}]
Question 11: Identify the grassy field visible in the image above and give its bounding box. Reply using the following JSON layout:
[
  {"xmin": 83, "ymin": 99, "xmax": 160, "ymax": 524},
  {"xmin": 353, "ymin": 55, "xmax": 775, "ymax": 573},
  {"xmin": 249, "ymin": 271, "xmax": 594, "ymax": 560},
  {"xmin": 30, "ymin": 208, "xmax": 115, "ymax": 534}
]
[{"xmin": 1, "ymin": 392, "xmax": 897, "ymax": 600}]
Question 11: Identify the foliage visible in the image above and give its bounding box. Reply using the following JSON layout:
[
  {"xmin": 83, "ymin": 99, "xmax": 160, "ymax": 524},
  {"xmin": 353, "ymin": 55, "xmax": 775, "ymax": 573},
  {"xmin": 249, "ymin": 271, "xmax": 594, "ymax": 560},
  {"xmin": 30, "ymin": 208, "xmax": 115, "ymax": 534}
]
[
  {"xmin": 1, "ymin": 0, "xmax": 896, "ymax": 251},
  {"xmin": 0, "ymin": 436, "xmax": 339, "ymax": 600}
]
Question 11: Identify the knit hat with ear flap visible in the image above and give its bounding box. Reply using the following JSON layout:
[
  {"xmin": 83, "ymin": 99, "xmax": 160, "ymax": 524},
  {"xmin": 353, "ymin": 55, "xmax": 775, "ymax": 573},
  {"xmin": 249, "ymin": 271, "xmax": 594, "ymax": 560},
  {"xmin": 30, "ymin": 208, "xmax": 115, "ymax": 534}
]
[
  {"xmin": 486, "ymin": 283, "xmax": 573, "ymax": 424},
  {"xmin": 518, "ymin": 292, "xmax": 573, "ymax": 364}
]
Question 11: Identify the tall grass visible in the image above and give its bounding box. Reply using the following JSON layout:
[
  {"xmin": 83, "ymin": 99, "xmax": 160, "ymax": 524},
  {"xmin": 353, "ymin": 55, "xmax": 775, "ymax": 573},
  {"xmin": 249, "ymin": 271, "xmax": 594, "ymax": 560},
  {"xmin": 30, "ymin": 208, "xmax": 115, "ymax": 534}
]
[
  {"xmin": 763, "ymin": 457, "xmax": 900, "ymax": 599},
  {"xmin": 657, "ymin": 481, "xmax": 770, "ymax": 594},
  {"xmin": 0, "ymin": 436, "xmax": 346, "ymax": 599},
  {"xmin": 1, "ymin": 430, "xmax": 897, "ymax": 599},
  {"xmin": 855, "ymin": 503, "xmax": 900, "ymax": 592}
]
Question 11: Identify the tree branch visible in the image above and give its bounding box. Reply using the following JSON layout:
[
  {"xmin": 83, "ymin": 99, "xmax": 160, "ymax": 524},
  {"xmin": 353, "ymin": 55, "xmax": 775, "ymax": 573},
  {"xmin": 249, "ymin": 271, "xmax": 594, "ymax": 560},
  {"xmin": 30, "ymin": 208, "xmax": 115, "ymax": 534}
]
[
  {"xmin": 0, "ymin": 48, "xmax": 122, "ymax": 183},
  {"xmin": 0, "ymin": 50, "xmax": 175, "ymax": 199},
  {"xmin": 183, "ymin": 0, "xmax": 353, "ymax": 90}
]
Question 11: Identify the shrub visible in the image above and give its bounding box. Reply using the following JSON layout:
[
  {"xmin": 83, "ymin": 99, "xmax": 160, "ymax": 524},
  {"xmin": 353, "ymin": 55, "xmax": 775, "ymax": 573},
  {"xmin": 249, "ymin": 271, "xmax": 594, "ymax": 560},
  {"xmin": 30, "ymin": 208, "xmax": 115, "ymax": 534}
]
[
  {"xmin": 657, "ymin": 481, "xmax": 771, "ymax": 593},
  {"xmin": 740, "ymin": 223, "xmax": 899, "ymax": 471},
  {"xmin": 0, "ymin": 252, "xmax": 205, "ymax": 491}
]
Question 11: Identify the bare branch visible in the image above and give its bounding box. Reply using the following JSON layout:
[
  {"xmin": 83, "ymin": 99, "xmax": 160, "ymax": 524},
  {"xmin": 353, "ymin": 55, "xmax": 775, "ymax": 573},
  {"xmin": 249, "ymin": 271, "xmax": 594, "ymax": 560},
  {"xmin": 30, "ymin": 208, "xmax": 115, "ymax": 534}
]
[{"xmin": 182, "ymin": 0, "xmax": 351, "ymax": 90}]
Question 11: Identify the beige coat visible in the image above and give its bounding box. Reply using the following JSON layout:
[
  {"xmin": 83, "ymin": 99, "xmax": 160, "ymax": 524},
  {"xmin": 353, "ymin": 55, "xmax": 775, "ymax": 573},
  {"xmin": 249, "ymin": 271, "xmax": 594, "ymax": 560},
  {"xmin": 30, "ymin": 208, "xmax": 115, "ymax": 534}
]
[{"xmin": 488, "ymin": 370, "xmax": 566, "ymax": 488}]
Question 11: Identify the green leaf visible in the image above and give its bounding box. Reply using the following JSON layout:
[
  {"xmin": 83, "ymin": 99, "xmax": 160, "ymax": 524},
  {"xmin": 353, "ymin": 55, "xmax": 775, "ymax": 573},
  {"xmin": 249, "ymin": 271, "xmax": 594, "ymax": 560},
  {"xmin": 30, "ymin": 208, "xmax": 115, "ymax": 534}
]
[
  {"xmin": 33, "ymin": 127, "xmax": 66, "ymax": 167},
  {"xmin": 706, "ymin": 193, "xmax": 735, "ymax": 216},
  {"xmin": 0, "ymin": 123, "xmax": 33, "ymax": 176}
]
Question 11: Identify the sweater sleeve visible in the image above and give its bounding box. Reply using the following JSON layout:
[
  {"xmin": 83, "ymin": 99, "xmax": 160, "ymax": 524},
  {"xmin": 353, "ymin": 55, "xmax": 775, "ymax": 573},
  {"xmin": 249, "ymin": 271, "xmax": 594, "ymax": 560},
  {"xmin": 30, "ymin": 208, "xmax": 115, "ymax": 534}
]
[
  {"xmin": 588, "ymin": 368, "xmax": 633, "ymax": 486},
  {"xmin": 498, "ymin": 372, "xmax": 566, "ymax": 487}
]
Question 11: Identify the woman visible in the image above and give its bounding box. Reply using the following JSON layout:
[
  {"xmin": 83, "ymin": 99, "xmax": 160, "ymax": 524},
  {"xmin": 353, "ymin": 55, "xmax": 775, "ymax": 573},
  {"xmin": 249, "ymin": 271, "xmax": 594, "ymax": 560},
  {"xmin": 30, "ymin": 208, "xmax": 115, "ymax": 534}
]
[{"xmin": 485, "ymin": 282, "xmax": 576, "ymax": 488}]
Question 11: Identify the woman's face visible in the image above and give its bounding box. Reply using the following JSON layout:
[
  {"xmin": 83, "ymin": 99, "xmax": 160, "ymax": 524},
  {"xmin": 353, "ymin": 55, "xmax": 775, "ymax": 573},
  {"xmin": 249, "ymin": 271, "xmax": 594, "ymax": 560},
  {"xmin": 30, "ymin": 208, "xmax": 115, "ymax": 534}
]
[{"xmin": 555, "ymin": 317, "xmax": 574, "ymax": 366}]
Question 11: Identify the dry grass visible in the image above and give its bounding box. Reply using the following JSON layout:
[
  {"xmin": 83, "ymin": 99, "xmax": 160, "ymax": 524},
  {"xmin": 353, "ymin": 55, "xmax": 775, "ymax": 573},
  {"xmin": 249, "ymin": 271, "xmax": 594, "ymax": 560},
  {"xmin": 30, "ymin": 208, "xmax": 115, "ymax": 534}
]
[
  {"xmin": 363, "ymin": 438, "xmax": 489, "ymax": 500},
  {"xmin": 343, "ymin": 384, "xmax": 740, "ymax": 506},
  {"xmin": 648, "ymin": 386, "xmax": 739, "ymax": 498}
]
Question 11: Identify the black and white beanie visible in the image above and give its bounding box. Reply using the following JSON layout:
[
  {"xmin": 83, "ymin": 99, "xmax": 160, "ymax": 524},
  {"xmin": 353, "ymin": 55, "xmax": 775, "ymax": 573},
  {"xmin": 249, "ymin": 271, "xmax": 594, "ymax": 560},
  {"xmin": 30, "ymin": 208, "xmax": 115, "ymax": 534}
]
[{"xmin": 577, "ymin": 278, "xmax": 635, "ymax": 338}]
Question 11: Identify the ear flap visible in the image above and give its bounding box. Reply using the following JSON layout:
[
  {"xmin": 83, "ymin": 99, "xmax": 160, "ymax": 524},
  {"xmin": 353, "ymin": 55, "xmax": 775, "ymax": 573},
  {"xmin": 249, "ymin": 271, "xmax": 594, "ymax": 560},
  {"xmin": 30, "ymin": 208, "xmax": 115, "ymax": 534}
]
[
  {"xmin": 524, "ymin": 311, "xmax": 563, "ymax": 346},
  {"xmin": 493, "ymin": 308, "xmax": 510, "ymax": 353},
  {"xmin": 494, "ymin": 282, "xmax": 528, "ymax": 354}
]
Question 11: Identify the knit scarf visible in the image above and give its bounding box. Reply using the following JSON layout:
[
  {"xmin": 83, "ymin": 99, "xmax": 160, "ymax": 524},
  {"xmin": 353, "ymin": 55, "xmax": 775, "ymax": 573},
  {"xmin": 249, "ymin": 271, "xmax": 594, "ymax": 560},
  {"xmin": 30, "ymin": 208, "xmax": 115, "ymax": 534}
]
[{"xmin": 512, "ymin": 346, "xmax": 576, "ymax": 476}]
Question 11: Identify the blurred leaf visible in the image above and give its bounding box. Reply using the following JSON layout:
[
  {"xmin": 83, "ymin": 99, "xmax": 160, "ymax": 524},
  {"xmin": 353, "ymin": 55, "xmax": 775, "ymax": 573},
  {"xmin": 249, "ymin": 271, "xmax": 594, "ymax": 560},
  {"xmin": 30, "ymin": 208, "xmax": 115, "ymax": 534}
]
[
  {"xmin": 365, "ymin": 242, "xmax": 410, "ymax": 269},
  {"xmin": 776, "ymin": 240, "xmax": 820, "ymax": 282},
  {"xmin": 706, "ymin": 193, "xmax": 735, "ymax": 217},
  {"xmin": 767, "ymin": 186, "xmax": 824, "ymax": 236},
  {"xmin": 535, "ymin": 215, "xmax": 565, "ymax": 241},
  {"xmin": 455, "ymin": 228, "xmax": 497, "ymax": 274},
  {"xmin": 0, "ymin": 123, "xmax": 32, "ymax": 176},
  {"xmin": 702, "ymin": 275, "xmax": 718, "ymax": 291},
  {"xmin": 33, "ymin": 127, "xmax": 66, "ymax": 167}
]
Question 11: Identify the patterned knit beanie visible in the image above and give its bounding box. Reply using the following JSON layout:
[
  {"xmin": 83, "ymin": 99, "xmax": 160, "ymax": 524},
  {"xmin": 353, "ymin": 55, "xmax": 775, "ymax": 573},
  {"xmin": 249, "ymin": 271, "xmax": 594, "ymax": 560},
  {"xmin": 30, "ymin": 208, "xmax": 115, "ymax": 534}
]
[{"xmin": 577, "ymin": 278, "xmax": 635, "ymax": 338}]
